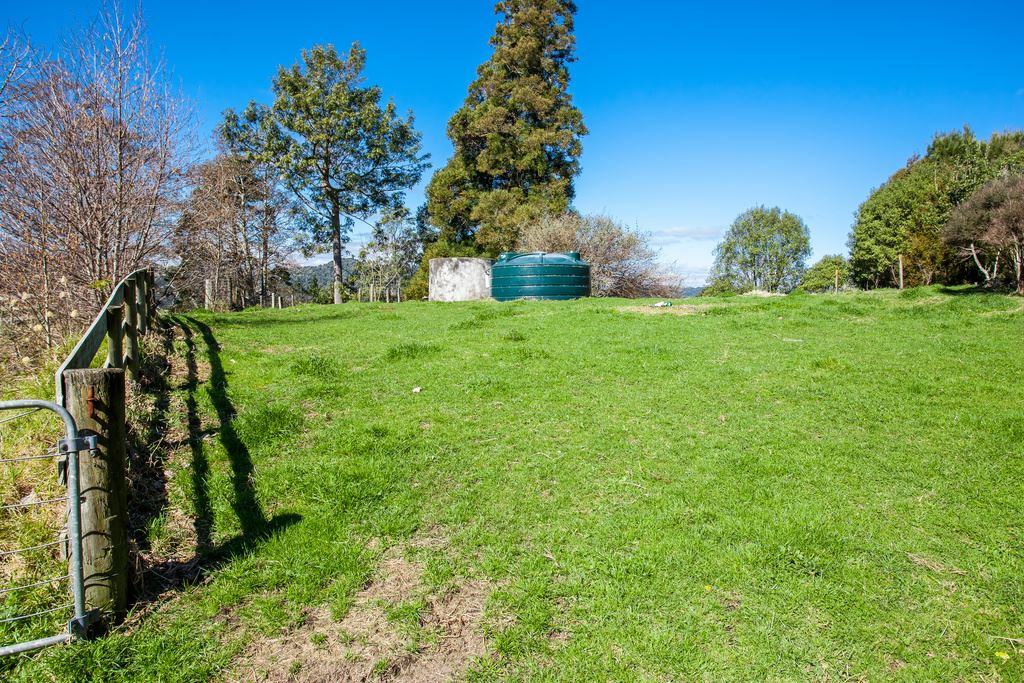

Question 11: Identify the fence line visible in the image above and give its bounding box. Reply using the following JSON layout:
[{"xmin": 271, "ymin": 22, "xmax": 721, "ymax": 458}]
[
  {"xmin": 54, "ymin": 268, "xmax": 154, "ymax": 406},
  {"xmin": 1, "ymin": 268, "xmax": 155, "ymax": 657}
]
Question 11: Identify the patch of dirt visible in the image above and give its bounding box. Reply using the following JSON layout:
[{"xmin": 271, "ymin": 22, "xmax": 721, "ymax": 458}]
[
  {"xmin": 228, "ymin": 537, "xmax": 490, "ymax": 682},
  {"xmin": 618, "ymin": 304, "xmax": 708, "ymax": 316}
]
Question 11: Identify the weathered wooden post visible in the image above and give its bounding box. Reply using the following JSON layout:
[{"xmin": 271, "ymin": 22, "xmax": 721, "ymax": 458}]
[
  {"xmin": 105, "ymin": 306, "xmax": 123, "ymax": 369},
  {"xmin": 63, "ymin": 368, "xmax": 129, "ymax": 622},
  {"xmin": 123, "ymin": 278, "xmax": 139, "ymax": 383},
  {"xmin": 135, "ymin": 274, "xmax": 148, "ymax": 337}
]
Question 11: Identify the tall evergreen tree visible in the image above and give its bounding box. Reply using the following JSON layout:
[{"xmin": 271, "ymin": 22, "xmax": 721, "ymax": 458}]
[
  {"xmin": 425, "ymin": 0, "xmax": 587, "ymax": 254},
  {"xmin": 226, "ymin": 44, "xmax": 428, "ymax": 304}
]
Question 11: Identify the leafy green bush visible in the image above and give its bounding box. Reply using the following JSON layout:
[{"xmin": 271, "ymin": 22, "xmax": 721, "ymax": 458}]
[
  {"xmin": 699, "ymin": 278, "xmax": 740, "ymax": 297},
  {"xmin": 797, "ymin": 255, "xmax": 852, "ymax": 293}
]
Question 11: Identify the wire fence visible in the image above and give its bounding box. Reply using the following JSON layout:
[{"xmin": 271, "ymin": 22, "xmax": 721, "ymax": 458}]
[{"xmin": 0, "ymin": 401, "xmax": 92, "ymax": 657}]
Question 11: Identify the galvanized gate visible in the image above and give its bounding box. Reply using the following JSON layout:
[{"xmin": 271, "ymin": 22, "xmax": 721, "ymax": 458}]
[{"xmin": 0, "ymin": 400, "xmax": 93, "ymax": 656}]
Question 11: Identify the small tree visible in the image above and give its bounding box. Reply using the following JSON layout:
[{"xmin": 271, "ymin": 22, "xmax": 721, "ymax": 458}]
[
  {"xmin": 711, "ymin": 207, "xmax": 811, "ymax": 293},
  {"xmin": 355, "ymin": 216, "xmax": 422, "ymax": 302},
  {"xmin": 228, "ymin": 44, "xmax": 428, "ymax": 304},
  {"xmin": 946, "ymin": 175, "xmax": 1024, "ymax": 294},
  {"xmin": 798, "ymin": 255, "xmax": 852, "ymax": 293}
]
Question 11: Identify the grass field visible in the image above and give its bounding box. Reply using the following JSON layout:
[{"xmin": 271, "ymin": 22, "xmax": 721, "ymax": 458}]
[{"xmin": 4, "ymin": 287, "xmax": 1024, "ymax": 681}]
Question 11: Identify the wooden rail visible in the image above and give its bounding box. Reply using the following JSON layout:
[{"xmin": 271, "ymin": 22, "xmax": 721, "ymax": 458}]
[
  {"xmin": 51, "ymin": 268, "xmax": 154, "ymax": 623},
  {"xmin": 54, "ymin": 269, "xmax": 154, "ymax": 406}
]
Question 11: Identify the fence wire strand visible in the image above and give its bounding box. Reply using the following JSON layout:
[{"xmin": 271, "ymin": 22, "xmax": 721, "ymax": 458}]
[
  {"xmin": 0, "ymin": 539, "xmax": 63, "ymax": 558},
  {"xmin": 0, "ymin": 575, "xmax": 67, "ymax": 596},
  {"xmin": 0, "ymin": 496, "xmax": 69, "ymax": 511},
  {"xmin": 0, "ymin": 408, "xmax": 41, "ymax": 426},
  {"xmin": 0, "ymin": 603, "xmax": 73, "ymax": 625}
]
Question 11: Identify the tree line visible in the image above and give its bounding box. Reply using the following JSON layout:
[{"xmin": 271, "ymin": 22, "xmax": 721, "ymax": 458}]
[{"xmin": 705, "ymin": 128, "xmax": 1024, "ymax": 296}]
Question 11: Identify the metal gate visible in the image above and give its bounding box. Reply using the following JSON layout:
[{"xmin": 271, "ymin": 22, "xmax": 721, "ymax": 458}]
[{"xmin": 0, "ymin": 400, "xmax": 93, "ymax": 656}]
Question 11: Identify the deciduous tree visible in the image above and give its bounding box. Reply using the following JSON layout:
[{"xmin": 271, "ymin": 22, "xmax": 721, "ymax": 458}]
[
  {"xmin": 0, "ymin": 5, "xmax": 192, "ymax": 371},
  {"xmin": 946, "ymin": 174, "xmax": 1024, "ymax": 294},
  {"xmin": 711, "ymin": 207, "xmax": 811, "ymax": 293}
]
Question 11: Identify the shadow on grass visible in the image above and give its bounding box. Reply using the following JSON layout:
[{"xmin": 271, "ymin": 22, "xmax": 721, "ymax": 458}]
[
  {"xmin": 131, "ymin": 316, "xmax": 299, "ymax": 604},
  {"xmin": 936, "ymin": 284, "xmax": 1012, "ymax": 296}
]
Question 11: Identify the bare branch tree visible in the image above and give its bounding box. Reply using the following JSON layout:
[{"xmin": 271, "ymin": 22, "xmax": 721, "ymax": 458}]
[
  {"xmin": 0, "ymin": 4, "xmax": 194, "ymax": 373},
  {"xmin": 517, "ymin": 213, "xmax": 682, "ymax": 298}
]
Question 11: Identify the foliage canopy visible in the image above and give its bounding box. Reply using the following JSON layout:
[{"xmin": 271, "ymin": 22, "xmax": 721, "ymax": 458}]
[
  {"xmin": 848, "ymin": 127, "xmax": 1024, "ymax": 288},
  {"xmin": 711, "ymin": 206, "xmax": 811, "ymax": 293},
  {"xmin": 424, "ymin": 0, "xmax": 587, "ymax": 255}
]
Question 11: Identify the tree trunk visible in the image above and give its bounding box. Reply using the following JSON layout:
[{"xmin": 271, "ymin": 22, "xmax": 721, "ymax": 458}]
[{"xmin": 331, "ymin": 199, "xmax": 343, "ymax": 305}]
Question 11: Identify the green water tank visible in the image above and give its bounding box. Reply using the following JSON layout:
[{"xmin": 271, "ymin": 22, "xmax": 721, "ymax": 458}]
[{"xmin": 491, "ymin": 252, "xmax": 591, "ymax": 301}]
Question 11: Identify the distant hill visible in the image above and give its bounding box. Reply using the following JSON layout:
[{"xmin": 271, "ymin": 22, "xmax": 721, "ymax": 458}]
[
  {"xmin": 678, "ymin": 286, "xmax": 705, "ymax": 298},
  {"xmin": 291, "ymin": 260, "xmax": 356, "ymax": 290}
]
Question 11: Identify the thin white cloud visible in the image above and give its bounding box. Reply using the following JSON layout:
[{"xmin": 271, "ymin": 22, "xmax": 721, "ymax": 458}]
[{"xmin": 649, "ymin": 226, "xmax": 724, "ymax": 245}]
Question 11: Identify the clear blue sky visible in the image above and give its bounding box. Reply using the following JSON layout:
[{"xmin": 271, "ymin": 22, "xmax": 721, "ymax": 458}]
[{"xmin": 9, "ymin": 0, "xmax": 1023, "ymax": 283}]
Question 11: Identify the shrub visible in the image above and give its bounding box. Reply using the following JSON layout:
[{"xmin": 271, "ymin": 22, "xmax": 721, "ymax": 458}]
[
  {"xmin": 516, "ymin": 213, "xmax": 680, "ymax": 297},
  {"xmin": 798, "ymin": 255, "xmax": 853, "ymax": 293},
  {"xmin": 699, "ymin": 278, "xmax": 740, "ymax": 297}
]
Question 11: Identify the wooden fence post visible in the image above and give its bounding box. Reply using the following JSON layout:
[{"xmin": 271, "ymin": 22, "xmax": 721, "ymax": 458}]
[
  {"xmin": 105, "ymin": 306, "xmax": 123, "ymax": 369},
  {"xmin": 135, "ymin": 273, "xmax": 148, "ymax": 337},
  {"xmin": 63, "ymin": 368, "xmax": 129, "ymax": 622},
  {"xmin": 123, "ymin": 278, "xmax": 139, "ymax": 383}
]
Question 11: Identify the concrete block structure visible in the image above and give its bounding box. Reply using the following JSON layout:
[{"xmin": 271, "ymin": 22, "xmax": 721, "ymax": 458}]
[{"xmin": 428, "ymin": 258, "xmax": 494, "ymax": 302}]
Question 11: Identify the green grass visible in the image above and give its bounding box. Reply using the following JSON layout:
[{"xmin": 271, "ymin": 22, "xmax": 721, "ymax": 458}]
[{"xmin": 5, "ymin": 286, "xmax": 1024, "ymax": 680}]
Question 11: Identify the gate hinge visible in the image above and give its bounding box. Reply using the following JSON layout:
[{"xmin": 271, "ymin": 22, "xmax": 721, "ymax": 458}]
[{"xmin": 58, "ymin": 435, "xmax": 98, "ymax": 454}]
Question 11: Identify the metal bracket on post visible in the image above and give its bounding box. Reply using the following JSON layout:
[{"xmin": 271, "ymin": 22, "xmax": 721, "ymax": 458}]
[
  {"xmin": 58, "ymin": 435, "xmax": 99, "ymax": 455},
  {"xmin": 57, "ymin": 436, "xmax": 96, "ymax": 486}
]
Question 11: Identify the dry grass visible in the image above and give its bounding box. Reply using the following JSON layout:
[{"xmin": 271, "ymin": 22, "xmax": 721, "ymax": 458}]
[{"xmin": 617, "ymin": 304, "xmax": 708, "ymax": 316}]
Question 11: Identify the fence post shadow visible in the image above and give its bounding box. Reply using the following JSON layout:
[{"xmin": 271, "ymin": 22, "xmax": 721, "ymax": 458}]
[{"xmin": 134, "ymin": 317, "xmax": 299, "ymax": 600}]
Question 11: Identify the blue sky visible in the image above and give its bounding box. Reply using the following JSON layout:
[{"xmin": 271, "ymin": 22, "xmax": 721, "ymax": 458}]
[{"xmin": 8, "ymin": 0, "xmax": 1023, "ymax": 283}]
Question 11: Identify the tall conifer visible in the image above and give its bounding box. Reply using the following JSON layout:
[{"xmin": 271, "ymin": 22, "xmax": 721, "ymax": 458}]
[{"xmin": 426, "ymin": 0, "xmax": 587, "ymax": 254}]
